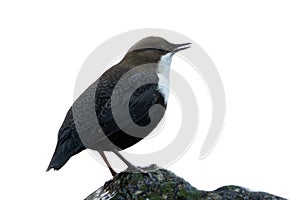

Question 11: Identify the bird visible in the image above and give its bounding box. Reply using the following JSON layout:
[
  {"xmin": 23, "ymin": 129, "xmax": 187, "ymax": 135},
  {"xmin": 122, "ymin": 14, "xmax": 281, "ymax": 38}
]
[{"xmin": 46, "ymin": 36, "xmax": 191, "ymax": 176}]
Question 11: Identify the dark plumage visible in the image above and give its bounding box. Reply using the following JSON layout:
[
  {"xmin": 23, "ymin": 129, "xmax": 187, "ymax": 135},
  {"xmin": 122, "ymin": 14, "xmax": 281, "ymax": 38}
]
[{"xmin": 47, "ymin": 37, "xmax": 191, "ymax": 175}]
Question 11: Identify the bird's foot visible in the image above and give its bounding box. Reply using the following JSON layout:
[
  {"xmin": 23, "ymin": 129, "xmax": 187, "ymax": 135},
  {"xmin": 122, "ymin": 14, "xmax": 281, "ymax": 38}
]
[
  {"xmin": 126, "ymin": 166, "xmax": 147, "ymax": 173},
  {"xmin": 125, "ymin": 166, "xmax": 156, "ymax": 182}
]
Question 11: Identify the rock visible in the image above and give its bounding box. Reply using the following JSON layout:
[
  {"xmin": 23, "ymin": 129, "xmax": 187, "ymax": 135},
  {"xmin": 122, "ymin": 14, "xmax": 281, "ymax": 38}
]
[{"xmin": 85, "ymin": 164, "xmax": 286, "ymax": 200}]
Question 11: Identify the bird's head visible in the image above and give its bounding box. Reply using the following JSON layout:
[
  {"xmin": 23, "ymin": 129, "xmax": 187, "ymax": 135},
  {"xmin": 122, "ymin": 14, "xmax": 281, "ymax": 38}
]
[
  {"xmin": 124, "ymin": 36, "xmax": 191, "ymax": 67},
  {"xmin": 122, "ymin": 37, "xmax": 191, "ymax": 104}
]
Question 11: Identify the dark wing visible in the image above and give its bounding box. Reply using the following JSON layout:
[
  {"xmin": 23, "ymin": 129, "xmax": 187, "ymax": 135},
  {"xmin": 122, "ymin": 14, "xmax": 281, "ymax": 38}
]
[
  {"xmin": 93, "ymin": 64, "xmax": 166, "ymax": 149},
  {"xmin": 98, "ymin": 81, "xmax": 164, "ymax": 132}
]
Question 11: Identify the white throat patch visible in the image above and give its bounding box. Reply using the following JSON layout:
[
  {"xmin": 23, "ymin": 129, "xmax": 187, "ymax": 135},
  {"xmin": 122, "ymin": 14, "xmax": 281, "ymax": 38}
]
[{"xmin": 157, "ymin": 53, "xmax": 173, "ymax": 104}]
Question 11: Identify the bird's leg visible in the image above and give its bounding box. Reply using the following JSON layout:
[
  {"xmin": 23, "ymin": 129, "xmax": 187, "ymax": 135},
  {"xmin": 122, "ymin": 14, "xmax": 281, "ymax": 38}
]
[
  {"xmin": 99, "ymin": 151, "xmax": 117, "ymax": 177},
  {"xmin": 112, "ymin": 149, "xmax": 157, "ymax": 182},
  {"xmin": 112, "ymin": 149, "xmax": 148, "ymax": 173},
  {"xmin": 112, "ymin": 150, "xmax": 137, "ymax": 171},
  {"xmin": 112, "ymin": 149, "xmax": 157, "ymax": 183}
]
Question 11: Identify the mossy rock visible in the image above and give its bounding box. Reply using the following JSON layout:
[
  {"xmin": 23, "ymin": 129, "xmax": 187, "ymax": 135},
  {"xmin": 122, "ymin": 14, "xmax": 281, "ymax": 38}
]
[{"xmin": 85, "ymin": 165, "xmax": 286, "ymax": 200}]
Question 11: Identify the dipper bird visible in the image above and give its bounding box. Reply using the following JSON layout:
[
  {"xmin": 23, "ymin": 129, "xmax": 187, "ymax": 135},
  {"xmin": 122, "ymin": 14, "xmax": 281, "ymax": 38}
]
[{"xmin": 46, "ymin": 36, "xmax": 191, "ymax": 176}]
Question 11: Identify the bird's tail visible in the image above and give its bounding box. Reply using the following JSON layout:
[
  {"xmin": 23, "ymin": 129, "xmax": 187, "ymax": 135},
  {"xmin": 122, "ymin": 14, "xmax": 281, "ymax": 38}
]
[
  {"xmin": 46, "ymin": 128, "xmax": 86, "ymax": 171},
  {"xmin": 46, "ymin": 141, "xmax": 69, "ymax": 171}
]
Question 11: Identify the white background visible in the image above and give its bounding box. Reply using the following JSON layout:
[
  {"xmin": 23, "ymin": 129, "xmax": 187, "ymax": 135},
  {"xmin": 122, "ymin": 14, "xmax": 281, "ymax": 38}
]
[{"xmin": 0, "ymin": 1, "xmax": 299, "ymax": 199}]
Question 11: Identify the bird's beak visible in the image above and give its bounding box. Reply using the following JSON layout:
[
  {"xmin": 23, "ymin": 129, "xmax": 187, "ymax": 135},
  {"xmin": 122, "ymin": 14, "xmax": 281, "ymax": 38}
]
[{"xmin": 172, "ymin": 43, "xmax": 191, "ymax": 53}]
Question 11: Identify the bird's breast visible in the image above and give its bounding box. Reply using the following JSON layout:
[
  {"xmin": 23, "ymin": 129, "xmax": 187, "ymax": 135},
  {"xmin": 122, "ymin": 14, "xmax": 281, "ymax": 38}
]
[
  {"xmin": 156, "ymin": 53, "xmax": 172, "ymax": 104},
  {"xmin": 156, "ymin": 73, "xmax": 169, "ymax": 104}
]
